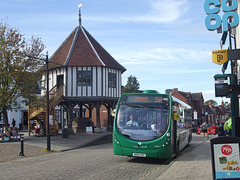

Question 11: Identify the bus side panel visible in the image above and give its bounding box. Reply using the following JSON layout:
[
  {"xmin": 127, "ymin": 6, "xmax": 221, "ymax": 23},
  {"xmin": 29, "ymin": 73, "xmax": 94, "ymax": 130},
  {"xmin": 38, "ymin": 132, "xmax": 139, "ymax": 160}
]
[{"xmin": 178, "ymin": 129, "xmax": 190, "ymax": 151}]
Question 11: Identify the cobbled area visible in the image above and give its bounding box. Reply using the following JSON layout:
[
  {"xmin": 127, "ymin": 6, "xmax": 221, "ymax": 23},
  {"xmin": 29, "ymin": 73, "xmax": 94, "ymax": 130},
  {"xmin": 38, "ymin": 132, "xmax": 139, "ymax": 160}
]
[{"xmin": 0, "ymin": 142, "xmax": 51, "ymax": 163}]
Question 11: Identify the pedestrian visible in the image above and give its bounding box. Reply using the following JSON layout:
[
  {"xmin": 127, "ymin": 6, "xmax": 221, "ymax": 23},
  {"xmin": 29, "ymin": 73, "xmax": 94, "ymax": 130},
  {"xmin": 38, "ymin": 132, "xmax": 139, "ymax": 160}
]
[
  {"xmin": 202, "ymin": 121, "xmax": 208, "ymax": 137},
  {"xmin": 218, "ymin": 122, "xmax": 226, "ymax": 136},
  {"xmin": 12, "ymin": 118, "xmax": 16, "ymax": 128},
  {"xmin": 224, "ymin": 118, "xmax": 232, "ymax": 136},
  {"xmin": 1, "ymin": 124, "xmax": 11, "ymax": 142},
  {"xmin": 11, "ymin": 127, "xmax": 18, "ymax": 141}
]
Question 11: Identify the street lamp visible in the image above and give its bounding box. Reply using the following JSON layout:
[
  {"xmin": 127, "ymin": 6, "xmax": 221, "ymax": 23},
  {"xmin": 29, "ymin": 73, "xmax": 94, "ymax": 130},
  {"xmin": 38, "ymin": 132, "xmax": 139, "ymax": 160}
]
[
  {"xmin": 46, "ymin": 54, "xmax": 50, "ymax": 151},
  {"xmin": 26, "ymin": 54, "xmax": 51, "ymax": 151}
]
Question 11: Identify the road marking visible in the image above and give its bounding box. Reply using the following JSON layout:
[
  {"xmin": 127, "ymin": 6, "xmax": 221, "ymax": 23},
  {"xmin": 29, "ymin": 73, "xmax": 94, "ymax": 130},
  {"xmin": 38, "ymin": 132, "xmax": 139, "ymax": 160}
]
[{"xmin": 138, "ymin": 165, "xmax": 165, "ymax": 180}]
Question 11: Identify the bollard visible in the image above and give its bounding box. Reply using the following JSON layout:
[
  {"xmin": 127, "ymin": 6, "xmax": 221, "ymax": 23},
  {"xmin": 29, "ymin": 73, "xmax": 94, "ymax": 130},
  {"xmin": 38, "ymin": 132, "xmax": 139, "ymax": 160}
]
[{"xmin": 19, "ymin": 136, "xmax": 24, "ymax": 156}]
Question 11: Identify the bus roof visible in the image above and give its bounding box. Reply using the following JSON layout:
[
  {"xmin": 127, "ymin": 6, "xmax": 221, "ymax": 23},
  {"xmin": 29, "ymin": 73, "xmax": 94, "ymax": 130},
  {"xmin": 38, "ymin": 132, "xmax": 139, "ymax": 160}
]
[
  {"xmin": 171, "ymin": 95, "xmax": 192, "ymax": 109},
  {"xmin": 142, "ymin": 90, "xmax": 159, "ymax": 94}
]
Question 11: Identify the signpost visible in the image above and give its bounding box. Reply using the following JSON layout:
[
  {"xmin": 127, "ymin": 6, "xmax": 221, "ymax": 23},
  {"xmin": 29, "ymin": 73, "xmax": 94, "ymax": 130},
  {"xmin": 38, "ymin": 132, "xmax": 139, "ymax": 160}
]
[
  {"xmin": 212, "ymin": 49, "xmax": 240, "ymax": 65},
  {"xmin": 214, "ymin": 74, "xmax": 229, "ymax": 97},
  {"xmin": 212, "ymin": 50, "xmax": 228, "ymax": 65},
  {"xmin": 204, "ymin": 0, "xmax": 239, "ymax": 32}
]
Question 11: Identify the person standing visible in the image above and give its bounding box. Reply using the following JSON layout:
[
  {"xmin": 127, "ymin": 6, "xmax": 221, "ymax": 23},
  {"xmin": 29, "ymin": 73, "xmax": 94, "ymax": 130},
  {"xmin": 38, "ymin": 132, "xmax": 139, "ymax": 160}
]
[
  {"xmin": 218, "ymin": 122, "xmax": 226, "ymax": 136},
  {"xmin": 11, "ymin": 127, "xmax": 18, "ymax": 141},
  {"xmin": 202, "ymin": 121, "xmax": 208, "ymax": 137},
  {"xmin": 224, "ymin": 118, "xmax": 232, "ymax": 136},
  {"xmin": 12, "ymin": 119, "xmax": 16, "ymax": 128}
]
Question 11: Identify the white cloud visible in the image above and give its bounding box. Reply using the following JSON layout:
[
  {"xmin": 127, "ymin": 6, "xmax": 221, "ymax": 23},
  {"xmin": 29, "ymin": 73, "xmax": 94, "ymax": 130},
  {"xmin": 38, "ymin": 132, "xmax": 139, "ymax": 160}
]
[
  {"xmin": 114, "ymin": 47, "xmax": 212, "ymax": 67},
  {"xmin": 86, "ymin": 0, "xmax": 189, "ymax": 24}
]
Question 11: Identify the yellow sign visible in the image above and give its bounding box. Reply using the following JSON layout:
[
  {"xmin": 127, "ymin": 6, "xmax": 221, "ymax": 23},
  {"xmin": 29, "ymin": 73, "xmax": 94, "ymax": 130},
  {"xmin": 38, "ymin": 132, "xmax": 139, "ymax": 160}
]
[{"xmin": 212, "ymin": 50, "xmax": 228, "ymax": 65}]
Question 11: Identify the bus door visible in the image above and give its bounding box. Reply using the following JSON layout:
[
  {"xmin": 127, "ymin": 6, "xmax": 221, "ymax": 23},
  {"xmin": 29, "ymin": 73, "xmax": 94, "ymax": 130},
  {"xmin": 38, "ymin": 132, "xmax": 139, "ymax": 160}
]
[{"xmin": 172, "ymin": 111, "xmax": 179, "ymax": 155}]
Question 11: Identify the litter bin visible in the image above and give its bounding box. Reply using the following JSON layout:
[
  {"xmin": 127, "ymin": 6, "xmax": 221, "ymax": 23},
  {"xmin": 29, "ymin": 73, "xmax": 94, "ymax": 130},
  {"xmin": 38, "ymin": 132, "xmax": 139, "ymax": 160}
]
[{"xmin": 62, "ymin": 128, "xmax": 69, "ymax": 138}]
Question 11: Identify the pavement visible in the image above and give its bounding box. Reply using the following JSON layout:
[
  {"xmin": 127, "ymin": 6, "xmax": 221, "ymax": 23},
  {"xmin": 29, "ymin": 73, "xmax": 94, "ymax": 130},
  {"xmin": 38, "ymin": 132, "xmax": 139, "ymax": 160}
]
[
  {"xmin": 0, "ymin": 130, "xmax": 112, "ymax": 163},
  {"xmin": 22, "ymin": 130, "xmax": 113, "ymax": 151},
  {"xmin": 0, "ymin": 130, "xmax": 215, "ymax": 180},
  {"xmin": 156, "ymin": 134, "xmax": 214, "ymax": 180}
]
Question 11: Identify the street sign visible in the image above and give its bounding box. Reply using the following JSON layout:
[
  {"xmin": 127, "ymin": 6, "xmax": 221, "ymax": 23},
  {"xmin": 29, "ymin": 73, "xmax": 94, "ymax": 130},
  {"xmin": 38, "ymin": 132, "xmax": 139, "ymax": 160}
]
[
  {"xmin": 193, "ymin": 111, "xmax": 197, "ymax": 120},
  {"xmin": 227, "ymin": 85, "xmax": 240, "ymax": 94},
  {"xmin": 212, "ymin": 50, "xmax": 228, "ymax": 65},
  {"xmin": 214, "ymin": 74, "xmax": 229, "ymax": 97},
  {"xmin": 227, "ymin": 49, "xmax": 240, "ymax": 60}
]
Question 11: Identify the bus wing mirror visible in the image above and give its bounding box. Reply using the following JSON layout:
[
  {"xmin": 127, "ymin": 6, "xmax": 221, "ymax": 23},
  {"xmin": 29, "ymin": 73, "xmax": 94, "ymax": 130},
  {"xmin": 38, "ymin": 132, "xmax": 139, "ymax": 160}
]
[
  {"xmin": 174, "ymin": 112, "xmax": 179, "ymax": 121},
  {"xmin": 112, "ymin": 109, "xmax": 116, "ymax": 117}
]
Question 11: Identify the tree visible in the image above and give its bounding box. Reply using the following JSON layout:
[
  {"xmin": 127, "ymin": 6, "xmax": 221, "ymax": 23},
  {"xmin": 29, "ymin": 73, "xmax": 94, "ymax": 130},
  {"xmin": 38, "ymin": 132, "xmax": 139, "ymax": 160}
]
[
  {"xmin": 204, "ymin": 99, "xmax": 218, "ymax": 106},
  {"xmin": 122, "ymin": 75, "xmax": 140, "ymax": 94},
  {"xmin": 0, "ymin": 21, "xmax": 45, "ymax": 126},
  {"xmin": 222, "ymin": 101, "xmax": 230, "ymax": 107}
]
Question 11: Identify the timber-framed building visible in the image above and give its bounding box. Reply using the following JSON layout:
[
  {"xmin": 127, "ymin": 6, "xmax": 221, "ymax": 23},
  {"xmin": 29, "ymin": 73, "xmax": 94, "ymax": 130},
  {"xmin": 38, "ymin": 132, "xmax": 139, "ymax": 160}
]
[{"xmin": 28, "ymin": 10, "xmax": 126, "ymax": 135}]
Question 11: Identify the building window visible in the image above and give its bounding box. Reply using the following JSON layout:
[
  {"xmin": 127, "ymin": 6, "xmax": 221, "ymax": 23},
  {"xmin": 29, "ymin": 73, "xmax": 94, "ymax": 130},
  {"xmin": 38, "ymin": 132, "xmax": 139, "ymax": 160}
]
[
  {"xmin": 77, "ymin": 71, "xmax": 92, "ymax": 86},
  {"xmin": 109, "ymin": 72, "xmax": 116, "ymax": 88}
]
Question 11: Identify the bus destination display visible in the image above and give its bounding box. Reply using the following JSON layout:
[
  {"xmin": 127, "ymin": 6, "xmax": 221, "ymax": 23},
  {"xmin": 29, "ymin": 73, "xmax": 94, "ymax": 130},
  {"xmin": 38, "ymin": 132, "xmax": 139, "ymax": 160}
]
[{"xmin": 124, "ymin": 95, "xmax": 169, "ymax": 103}]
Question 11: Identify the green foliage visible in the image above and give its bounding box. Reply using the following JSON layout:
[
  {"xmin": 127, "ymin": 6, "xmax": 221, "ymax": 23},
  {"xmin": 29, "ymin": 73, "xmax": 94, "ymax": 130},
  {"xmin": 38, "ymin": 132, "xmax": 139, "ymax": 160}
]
[
  {"xmin": 204, "ymin": 99, "xmax": 218, "ymax": 106},
  {"xmin": 222, "ymin": 101, "xmax": 230, "ymax": 107},
  {"xmin": 0, "ymin": 21, "xmax": 45, "ymax": 126},
  {"xmin": 122, "ymin": 75, "xmax": 140, "ymax": 94}
]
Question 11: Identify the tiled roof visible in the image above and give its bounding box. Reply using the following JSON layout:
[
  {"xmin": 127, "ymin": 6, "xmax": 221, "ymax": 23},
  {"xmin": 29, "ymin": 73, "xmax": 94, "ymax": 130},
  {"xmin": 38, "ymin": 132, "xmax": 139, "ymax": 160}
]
[
  {"xmin": 191, "ymin": 93, "xmax": 204, "ymax": 102},
  {"xmin": 178, "ymin": 91, "xmax": 191, "ymax": 99},
  {"xmin": 49, "ymin": 26, "xmax": 126, "ymax": 73}
]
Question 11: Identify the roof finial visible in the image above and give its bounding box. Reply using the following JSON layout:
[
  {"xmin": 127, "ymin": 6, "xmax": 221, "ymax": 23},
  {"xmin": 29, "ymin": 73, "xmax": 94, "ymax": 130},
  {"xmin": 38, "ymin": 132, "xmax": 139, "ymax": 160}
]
[{"xmin": 78, "ymin": 3, "xmax": 83, "ymax": 26}]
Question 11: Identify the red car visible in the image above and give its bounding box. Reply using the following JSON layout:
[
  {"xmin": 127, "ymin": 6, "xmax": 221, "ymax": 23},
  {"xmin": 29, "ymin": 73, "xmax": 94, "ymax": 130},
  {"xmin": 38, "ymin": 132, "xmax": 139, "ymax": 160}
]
[
  {"xmin": 196, "ymin": 124, "xmax": 219, "ymax": 135},
  {"xmin": 207, "ymin": 124, "xmax": 219, "ymax": 135}
]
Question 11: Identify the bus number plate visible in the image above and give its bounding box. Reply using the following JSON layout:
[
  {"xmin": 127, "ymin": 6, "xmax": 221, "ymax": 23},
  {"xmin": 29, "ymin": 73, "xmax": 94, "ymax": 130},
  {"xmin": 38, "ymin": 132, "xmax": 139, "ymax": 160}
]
[{"xmin": 133, "ymin": 153, "xmax": 146, "ymax": 157}]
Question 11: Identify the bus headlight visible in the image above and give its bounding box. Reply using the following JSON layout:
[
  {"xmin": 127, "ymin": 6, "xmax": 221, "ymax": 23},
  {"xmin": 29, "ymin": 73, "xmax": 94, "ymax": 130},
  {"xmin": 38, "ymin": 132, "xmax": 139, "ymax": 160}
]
[{"xmin": 113, "ymin": 135, "xmax": 119, "ymax": 144}]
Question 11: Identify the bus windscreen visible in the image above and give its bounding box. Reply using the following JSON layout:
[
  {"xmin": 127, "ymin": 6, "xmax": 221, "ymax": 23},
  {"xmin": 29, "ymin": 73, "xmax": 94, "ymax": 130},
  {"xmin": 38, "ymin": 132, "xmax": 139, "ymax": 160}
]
[{"xmin": 116, "ymin": 95, "xmax": 170, "ymax": 141}]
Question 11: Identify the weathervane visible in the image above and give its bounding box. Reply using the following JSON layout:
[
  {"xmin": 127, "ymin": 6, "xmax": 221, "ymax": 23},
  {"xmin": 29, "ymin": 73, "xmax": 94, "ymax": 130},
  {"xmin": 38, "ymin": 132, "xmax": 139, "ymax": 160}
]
[{"xmin": 78, "ymin": 3, "xmax": 83, "ymax": 26}]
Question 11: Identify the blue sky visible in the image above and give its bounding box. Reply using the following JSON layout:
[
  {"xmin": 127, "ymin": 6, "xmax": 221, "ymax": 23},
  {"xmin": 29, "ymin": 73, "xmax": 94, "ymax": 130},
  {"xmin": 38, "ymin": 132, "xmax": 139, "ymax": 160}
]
[{"xmin": 0, "ymin": 0, "xmax": 231, "ymax": 105}]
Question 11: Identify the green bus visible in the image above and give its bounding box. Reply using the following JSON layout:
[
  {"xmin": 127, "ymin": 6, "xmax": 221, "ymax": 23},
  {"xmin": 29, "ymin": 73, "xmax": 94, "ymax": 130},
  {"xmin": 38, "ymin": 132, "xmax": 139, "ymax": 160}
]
[{"xmin": 112, "ymin": 90, "xmax": 192, "ymax": 159}]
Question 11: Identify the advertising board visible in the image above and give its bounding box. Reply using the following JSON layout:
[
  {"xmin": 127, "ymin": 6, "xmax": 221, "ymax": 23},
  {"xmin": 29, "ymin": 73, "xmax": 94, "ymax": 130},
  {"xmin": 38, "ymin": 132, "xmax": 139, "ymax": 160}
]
[{"xmin": 214, "ymin": 143, "xmax": 240, "ymax": 179}]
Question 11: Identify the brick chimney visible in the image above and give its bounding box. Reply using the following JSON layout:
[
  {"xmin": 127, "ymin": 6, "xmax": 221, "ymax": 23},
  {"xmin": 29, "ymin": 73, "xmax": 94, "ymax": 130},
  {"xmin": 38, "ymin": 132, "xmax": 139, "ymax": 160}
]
[
  {"xmin": 208, "ymin": 101, "xmax": 212, "ymax": 108},
  {"xmin": 173, "ymin": 88, "xmax": 178, "ymax": 93}
]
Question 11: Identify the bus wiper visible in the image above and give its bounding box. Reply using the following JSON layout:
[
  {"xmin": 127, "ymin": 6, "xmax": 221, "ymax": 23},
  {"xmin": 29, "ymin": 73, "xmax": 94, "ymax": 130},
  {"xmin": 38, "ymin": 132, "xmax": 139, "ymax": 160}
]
[{"xmin": 123, "ymin": 134, "xmax": 130, "ymax": 138}]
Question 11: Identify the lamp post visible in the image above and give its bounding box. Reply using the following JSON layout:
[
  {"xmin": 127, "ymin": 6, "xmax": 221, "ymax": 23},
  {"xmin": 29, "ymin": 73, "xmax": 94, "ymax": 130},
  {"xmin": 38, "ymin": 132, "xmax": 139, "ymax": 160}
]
[
  {"xmin": 26, "ymin": 54, "xmax": 51, "ymax": 151},
  {"xmin": 46, "ymin": 54, "xmax": 50, "ymax": 151}
]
